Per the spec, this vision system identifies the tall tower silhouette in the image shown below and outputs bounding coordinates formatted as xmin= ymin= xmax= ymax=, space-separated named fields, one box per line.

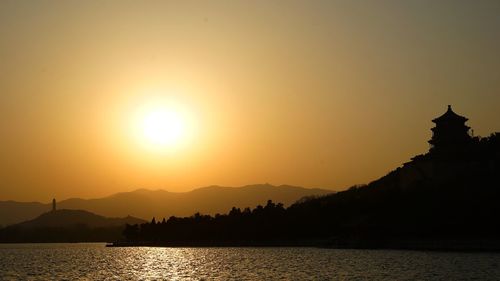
xmin=52 ymin=198 xmax=56 ymax=212
xmin=429 ymin=105 xmax=471 ymax=154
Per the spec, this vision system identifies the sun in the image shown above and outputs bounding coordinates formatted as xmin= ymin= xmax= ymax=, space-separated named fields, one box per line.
xmin=142 ymin=109 xmax=184 ymax=147
xmin=132 ymin=100 xmax=192 ymax=151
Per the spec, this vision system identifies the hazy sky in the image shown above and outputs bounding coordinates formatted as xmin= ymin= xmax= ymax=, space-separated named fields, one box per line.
xmin=1 ymin=0 xmax=499 ymax=201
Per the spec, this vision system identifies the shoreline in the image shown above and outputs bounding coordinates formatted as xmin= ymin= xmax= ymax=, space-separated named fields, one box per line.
xmin=106 ymin=239 xmax=500 ymax=252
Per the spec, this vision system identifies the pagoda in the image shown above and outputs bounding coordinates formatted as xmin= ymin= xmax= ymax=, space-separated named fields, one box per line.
xmin=429 ymin=105 xmax=471 ymax=154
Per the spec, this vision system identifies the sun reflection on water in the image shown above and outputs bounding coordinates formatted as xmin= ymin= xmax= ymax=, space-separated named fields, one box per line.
xmin=1 ymin=244 xmax=499 ymax=280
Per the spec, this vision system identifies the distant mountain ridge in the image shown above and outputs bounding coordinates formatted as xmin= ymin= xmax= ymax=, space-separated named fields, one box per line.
xmin=16 ymin=209 xmax=146 ymax=229
xmin=0 ymin=209 xmax=146 ymax=243
xmin=0 ymin=184 xmax=333 ymax=226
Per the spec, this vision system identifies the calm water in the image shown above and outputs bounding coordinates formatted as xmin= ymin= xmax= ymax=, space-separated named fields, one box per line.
xmin=0 ymin=243 xmax=499 ymax=280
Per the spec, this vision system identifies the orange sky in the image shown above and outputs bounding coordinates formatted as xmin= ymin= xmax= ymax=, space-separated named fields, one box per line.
xmin=1 ymin=1 xmax=499 ymax=201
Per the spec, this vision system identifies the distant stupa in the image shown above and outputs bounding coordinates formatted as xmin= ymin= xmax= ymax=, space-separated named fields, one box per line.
xmin=52 ymin=198 xmax=56 ymax=212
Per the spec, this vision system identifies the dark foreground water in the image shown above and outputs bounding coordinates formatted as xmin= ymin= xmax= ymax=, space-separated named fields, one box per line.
xmin=0 ymin=243 xmax=499 ymax=280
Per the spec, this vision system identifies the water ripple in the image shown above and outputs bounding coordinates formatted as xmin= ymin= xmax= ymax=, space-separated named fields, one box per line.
xmin=0 ymin=244 xmax=499 ymax=280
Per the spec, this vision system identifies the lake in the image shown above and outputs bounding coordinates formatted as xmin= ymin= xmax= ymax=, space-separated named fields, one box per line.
xmin=0 ymin=243 xmax=499 ymax=280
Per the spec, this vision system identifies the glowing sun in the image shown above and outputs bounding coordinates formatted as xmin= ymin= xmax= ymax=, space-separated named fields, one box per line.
xmin=133 ymin=100 xmax=192 ymax=151
xmin=143 ymin=109 xmax=184 ymax=146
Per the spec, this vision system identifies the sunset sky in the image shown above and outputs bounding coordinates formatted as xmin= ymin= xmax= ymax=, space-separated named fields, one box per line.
xmin=1 ymin=1 xmax=499 ymax=202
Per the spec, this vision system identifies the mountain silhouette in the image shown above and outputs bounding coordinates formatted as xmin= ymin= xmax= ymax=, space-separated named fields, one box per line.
xmin=16 ymin=209 xmax=145 ymax=229
xmin=0 ymin=209 xmax=145 ymax=243
xmin=0 ymin=184 xmax=332 ymax=226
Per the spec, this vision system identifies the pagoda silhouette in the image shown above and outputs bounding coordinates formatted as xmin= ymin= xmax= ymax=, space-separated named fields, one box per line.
xmin=428 ymin=105 xmax=472 ymax=157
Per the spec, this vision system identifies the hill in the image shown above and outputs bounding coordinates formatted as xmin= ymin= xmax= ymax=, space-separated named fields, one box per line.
xmin=0 ymin=184 xmax=332 ymax=226
xmin=119 ymin=134 xmax=500 ymax=249
xmin=16 ymin=209 xmax=145 ymax=229
xmin=115 ymin=108 xmax=500 ymax=250
xmin=0 ymin=209 xmax=145 ymax=243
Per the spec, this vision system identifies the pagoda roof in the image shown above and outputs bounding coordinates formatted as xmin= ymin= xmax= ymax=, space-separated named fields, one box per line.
xmin=432 ymin=105 xmax=468 ymax=123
